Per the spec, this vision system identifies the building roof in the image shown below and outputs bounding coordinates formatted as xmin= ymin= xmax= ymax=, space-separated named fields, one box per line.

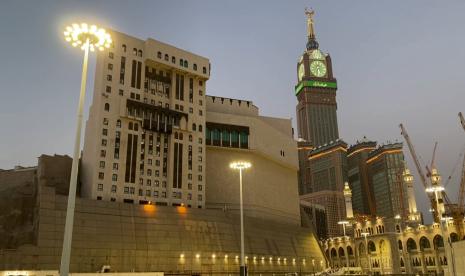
xmin=347 ymin=138 xmax=377 ymax=156
xmin=367 ymin=142 xmax=403 ymax=160
xmin=309 ymin=139 xmax=347 ymax=158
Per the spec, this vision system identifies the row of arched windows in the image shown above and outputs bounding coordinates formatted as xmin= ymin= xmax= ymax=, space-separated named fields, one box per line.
xmin=327 ymin=246 xmax=354 ymax=258
xmin=403 ymin=235 xmax=444 ymax=252
xmin=155 ymin=51 xmax=207 ymax=74
xmin=121 ymin=44 xmax=143 ymax=57
xmin=192 ymin=123 xmax=203 ymax=132
xmin=119 ymin=43 xmax=209 ymax=74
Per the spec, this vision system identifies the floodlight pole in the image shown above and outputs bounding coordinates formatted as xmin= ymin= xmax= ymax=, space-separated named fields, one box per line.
xmin=59 ymin=38 xmax=89 ymax=276
xmin=239 ymin=167 xmax=246 ymax=276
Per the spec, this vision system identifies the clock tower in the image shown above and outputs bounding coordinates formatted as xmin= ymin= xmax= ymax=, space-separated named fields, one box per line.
xmin=297 ymin=9 xmax=347 ymax=238
xmin=296 ymin=8 xmax=339 ymax=147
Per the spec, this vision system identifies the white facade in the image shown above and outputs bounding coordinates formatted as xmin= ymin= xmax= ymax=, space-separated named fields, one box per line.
xmin=81 ymin=30 xmax=209 ymax=208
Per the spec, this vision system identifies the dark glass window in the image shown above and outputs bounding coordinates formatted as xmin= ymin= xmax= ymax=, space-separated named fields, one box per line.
xmin=222 ymin=129 xmax=230 ymax=146
xmin=240 ymin=132 xmax=248 ymax=148
xmin=212 ymin=129 xmax=220 ymax=146
xmin=231 ymin=131 xmax=239 ymax=147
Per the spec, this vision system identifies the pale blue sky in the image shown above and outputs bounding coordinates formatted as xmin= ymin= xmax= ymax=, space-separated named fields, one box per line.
xmin=1 ymin=0 xmax=465 ymax=222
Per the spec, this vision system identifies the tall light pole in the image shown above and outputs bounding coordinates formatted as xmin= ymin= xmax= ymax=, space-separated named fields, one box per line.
xmin=443 ymin=216 xmax=457 ymax=276
xmin=230 ymin=161 xmax=252 ymax=276
xmin=60 ymin=23 xmax=112 ymax=276
xmin=361 ymin=232 xmax=371 ymax=275
xmin=338 ymin=220 xmax=349 ymax=238
xmin=395 ymin=214 xmax=410 ymax=274
xmin=338 ymin=220 xmax=349 ymax=267
xmin=426 ymin=184 xmax=454 ymax=276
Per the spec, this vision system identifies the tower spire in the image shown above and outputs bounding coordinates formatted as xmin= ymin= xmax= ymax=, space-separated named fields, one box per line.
xmin=305 ymin=8 xmax=319 ymax=50
xmin=305 ymin=7 xmax=316 ymax=38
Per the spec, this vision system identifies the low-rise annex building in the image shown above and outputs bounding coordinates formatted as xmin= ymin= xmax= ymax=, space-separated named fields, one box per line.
xmin=324 ymin=216 xmax=465 ymax=275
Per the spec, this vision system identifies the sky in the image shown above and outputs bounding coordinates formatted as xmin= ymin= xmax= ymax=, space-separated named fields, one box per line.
xmin=1 ymin=0 xmax=465 ymax=223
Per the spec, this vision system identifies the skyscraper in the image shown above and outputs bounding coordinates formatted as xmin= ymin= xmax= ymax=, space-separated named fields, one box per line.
xmin=347 ymin=138 xmax=377 ymax=216
xmin=366 ymin=142 xmax=409 ymax=218
xmin=296 ymin=9 xmax=347 ymax=237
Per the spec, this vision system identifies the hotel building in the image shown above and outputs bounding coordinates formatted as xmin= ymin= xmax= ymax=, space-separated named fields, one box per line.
xmin=82 ymin=30 xmax=210 ymax=208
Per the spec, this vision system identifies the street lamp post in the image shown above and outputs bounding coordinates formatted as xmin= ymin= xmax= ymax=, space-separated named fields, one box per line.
xmin=361 ymin=232 xmax=371 ymax=275
xmin=230 ymin=161 xmax=252 ymax=276
xmin=426 ymin=185 xmax=454 ymax=276
xmin=443 ymin=216 xmax=457 ymax=276
xmin=60 ymin=23 xmax=112 ymax=276
xmin=338 ymin=220 xmax=349 ymax=238
xmin=395 ymin=214 xmax=410 ymax=274
xmin=338 ymin=220 xmax=350 ymax=267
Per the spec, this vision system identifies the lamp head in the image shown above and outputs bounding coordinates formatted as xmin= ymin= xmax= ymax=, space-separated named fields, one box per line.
xmin=230 ymin=161 xmax=252 ymax=170
xmin=64 ymin=23 xmax=112 ymax=52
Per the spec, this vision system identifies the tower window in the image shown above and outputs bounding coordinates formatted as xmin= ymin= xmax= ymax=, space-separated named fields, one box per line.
xmin=104 ymin=103 xmax=110 ymax=111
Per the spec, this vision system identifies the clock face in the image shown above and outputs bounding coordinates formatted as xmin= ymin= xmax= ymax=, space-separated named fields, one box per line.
xmin=298 ymin=63 xmax=305 ymax=81
xmin=311 ymin=50 xmax=325 ymax=60
xmin=310 ymin=60 xmax=327 ymax=77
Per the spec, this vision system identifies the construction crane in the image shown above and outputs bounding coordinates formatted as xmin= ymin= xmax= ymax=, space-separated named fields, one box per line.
xmin=425 ymin=142 xmax=438 ymax=178
xmin=438 ymin=112 xmax=465 ymax=238
xmin=399 ymin=124 xmax=440 ymax=222
xmin=455 ymin=113 xmax=465 ymax=218
xmin=459 ymin=112 xmax=465 ymax=131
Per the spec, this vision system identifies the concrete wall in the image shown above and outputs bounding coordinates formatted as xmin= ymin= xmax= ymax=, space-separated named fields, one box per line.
xmin=0 ymin=186 xmax=325 ymax=274
xmin=205 ymin=107 xmax=301 ymax=225
xmin=453 ymin=240 xmax=465 ymax=275
xmin=206 ymin=147 xmax=301 ymax=225
xmin=0 ymin=167 xmax=37 ymax=249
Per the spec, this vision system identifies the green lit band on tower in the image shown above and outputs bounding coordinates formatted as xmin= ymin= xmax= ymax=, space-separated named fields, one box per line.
xmin=295 ymin=80 xmax=338 ymax=95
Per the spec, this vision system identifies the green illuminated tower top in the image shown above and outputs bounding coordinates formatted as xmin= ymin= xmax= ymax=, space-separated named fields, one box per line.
xmin=296 ymin=8 xmax=339 ymax=147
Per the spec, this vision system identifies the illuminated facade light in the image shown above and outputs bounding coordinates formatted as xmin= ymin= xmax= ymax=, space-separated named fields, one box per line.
xmin=309 ymin=146 xmax=347 ymax=160
xmin=366 ymin=149 xmax=402 ymax=163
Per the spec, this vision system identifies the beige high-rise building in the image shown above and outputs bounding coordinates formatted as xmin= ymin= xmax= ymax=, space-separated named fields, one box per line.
xmin=82 ymin=30 xmax=210 ymax=208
